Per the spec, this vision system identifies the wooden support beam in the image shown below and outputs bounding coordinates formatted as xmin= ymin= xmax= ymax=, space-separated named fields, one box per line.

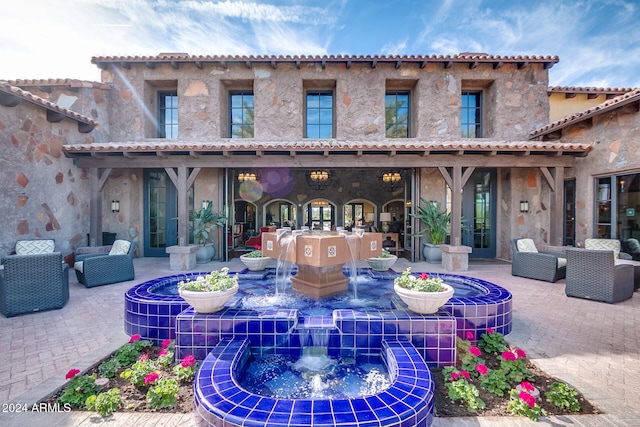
xmin=270 ymin=60 xmax=277 ymax=69
xmin=295 ymin=60 xmax=300 ymax=69
xmin=98 ymin=168 xmax=112 ymax=192
xmin=170 ymin=61 xmax=179 ymax=69
xmin=195 ymin=61 xmax=203 ymax=69
xmin=420 ymin=60 xmax=428 ymax=69
xmin=395 ymin=60 xmax=402 ymax=69
xmin=540 ymin=167 xmax=555 ymax=188
xmin=145 ymin=62 xmax=155 ymax=69
xmin=245 ymin=61 xmax=252 ymax=69
xmin=346 ymin=60 xmax=351 ymax=69
xmin=120 ymin=62 xmax=130 ymax=70
xmin=469 ymin=61 xmax=478 ymax=69
xmin=371 ymin=60 xmax=377 ymax=69
xmin=493 ymin=62 xmax=503 ymax=69
xmin=0 ymin=91 xmax=20 ymax=107
xmin=189 ymin=151 xmax=200 ymax=158
xmin=357 ymin=150 xmax=363 ymax=157
xmin=444 ymin=61 xmax=452 ymax=69
xmin=517 ymin=61 xmax=529 ymax=69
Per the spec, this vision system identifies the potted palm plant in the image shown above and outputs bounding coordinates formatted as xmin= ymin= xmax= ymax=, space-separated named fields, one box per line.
xmin=192 ymin=201 xmax=226 ymax=264
xmin=393 ymin=267 xmax=454 ymax=314
xmin=411 ymin=198 xmax=451 ymax=263
xmin=178 ymin=267 xmax=239 ymax=313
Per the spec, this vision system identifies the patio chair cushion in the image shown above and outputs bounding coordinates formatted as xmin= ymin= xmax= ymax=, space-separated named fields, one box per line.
xmin=74 ymin=261 xmax=84 ymax=273
xmin=15 ymin=239 xmax=55 ymax=255
xmin=109 ymin=240 xmax=131 ymax=256
xmin=557 ymin=257 xmax=567 ymax=268
xmin=516 ymin=239 xmax=538 ymax=253
xmin=584 ymin=238 xmax=621 ymax=258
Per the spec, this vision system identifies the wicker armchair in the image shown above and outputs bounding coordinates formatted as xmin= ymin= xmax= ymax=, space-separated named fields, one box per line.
xmin=0 ymin=252 xmax=69 ymax=317
xmin=565 ymin=248 xmax=634 ymax=303
xmin=510 ymin=238 xmax=567 ymax=283
xmin=74 ymin=240 xmax=136 ymax=288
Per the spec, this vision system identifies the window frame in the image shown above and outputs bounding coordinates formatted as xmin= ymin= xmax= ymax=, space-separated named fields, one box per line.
xmin=157 ymin=91 xmax=178 ymax=139
xmin=229 ymin=90 xmax=255 ymax=138
xmin=461 ymin=91 xmax=483 ymax=138
xmin=385 ymin=91 xmax=410 ymax=138
xmin=305 ymin=90 xmax=334 ymax=139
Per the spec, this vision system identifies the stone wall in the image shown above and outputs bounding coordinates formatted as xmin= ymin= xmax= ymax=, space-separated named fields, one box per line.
xmin=0 ymin=83 xmax=109 ymax=256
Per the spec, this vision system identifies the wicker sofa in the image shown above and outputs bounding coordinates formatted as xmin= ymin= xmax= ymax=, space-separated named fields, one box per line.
xmin=0 ymin=252 xmax=69 ymax=317
xmin=565 ymin=248 xmax=634 ymax=303
xmin=74 ymin=240 xmax=136 ymax=288
xmin=510 ymin=238 xmax=567 ymax=283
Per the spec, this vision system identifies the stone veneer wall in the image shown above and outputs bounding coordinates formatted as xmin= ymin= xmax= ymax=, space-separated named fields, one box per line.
xmin=0 ymin=84 xmax=110 ymax=256
xmin=563 ymin=107 xmax=640 ymax=244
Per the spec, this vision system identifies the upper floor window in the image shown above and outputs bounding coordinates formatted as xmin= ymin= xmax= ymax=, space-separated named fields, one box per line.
xmin=305 ymin=91 xmax=333 ymax=139
xmin=461 ymin=91 xmax=482 ymax=138
xmin=158 ymin=91 xmax=178 ymax=138
xmin=229 ymin=91 xmax=254 ymax=138
xmin=385 ymin=92 xmax=410 ymax=138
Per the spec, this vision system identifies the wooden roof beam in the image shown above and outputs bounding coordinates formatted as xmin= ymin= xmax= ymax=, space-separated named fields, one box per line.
xmin=517 ymin=61 xmax=529 ymax=70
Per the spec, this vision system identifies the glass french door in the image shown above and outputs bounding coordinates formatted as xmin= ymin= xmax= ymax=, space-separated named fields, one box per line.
xmin=144 ymin=170 xmax=178 ymax=257
xmin=462 ymin=170 xmax=496 ymax=258
xmin=306 ymin=203 xmax=334 ymax=230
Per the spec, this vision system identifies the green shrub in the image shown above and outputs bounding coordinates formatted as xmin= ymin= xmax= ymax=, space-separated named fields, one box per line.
xmin=98 ymin=358 xmax=121 ymax=378
xmin=58 ymin=374 xmax=99 ymax=407
xmin=479 ymin=369 xmax=510 ymax=397
xmin=508 ymin=388 xmax=547 ymax=421
xmin=86 ymin=388 xmax=121 ymax=417
xmin=146 ymin=379 xmax=179 ymax=410
xmin=120 ymin=356 xmax=158 ymax=387
xmin=478 ymin=329 xmax=508 ymax=354
xmin=545 ymin=382 xmax=581 ymax=412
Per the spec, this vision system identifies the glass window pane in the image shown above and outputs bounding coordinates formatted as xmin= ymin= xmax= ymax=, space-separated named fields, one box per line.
xmin=319 ymin=125 xmax=332 ymax=139
xmin=307 ymin=125 xmax=319 ymax=139
xmin=319 ymin=95 xmax=332 ymax=109
xmin=319 ymin=109 xmax=333 ymax=125
xmin=307 ymin=109 xmax=320 ymax=124
xmin=307 ymin=95 xmax=319 ymax=109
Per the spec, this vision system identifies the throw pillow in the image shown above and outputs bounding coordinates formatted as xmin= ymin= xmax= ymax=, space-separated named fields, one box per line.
xmin=109 ymin=240 xmax=131 ymax=256
xmin=516 ymin=239 xmax=538 ymax=253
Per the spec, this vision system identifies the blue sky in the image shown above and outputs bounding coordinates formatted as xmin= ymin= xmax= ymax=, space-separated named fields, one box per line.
xmin=2 ymin=0 xmax=639 ymax=87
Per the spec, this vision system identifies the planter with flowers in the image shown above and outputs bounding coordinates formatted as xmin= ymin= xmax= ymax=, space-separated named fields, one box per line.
xmin=393 ymin=267 xmax=454 ymax=314
xmin=177 ymin=267 xmax=238 ymax=314
xmin=366 ymin=248 xmax=398 ymax=271
xmin=239 ymin=245 xmax=271 ymax=271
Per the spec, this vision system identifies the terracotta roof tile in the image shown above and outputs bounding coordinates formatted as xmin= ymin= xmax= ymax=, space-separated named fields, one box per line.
xmin=0 ymin=81 xmax=98 ymax=131
xmin=549 ymin=86 xmax=635 ymax=94
xmin=91 ymin=53 xmax=559 ymax=68
xmin=531 ymin=88 xmax=640 ymax=138
xmin=62 ymin=139 xmax=591 ymax=156
xmin=7 ymin=78 xmax=109 ymax=90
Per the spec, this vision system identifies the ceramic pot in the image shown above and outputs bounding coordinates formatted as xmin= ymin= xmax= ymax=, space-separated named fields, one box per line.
xmin=239 ymin=255 xmax=271 ymax=271
xmin=366 ymin=255 xmax=398 ymax=271
xmin=422 ymin=243 xmax=442 ymax=264
xmin=179 ymin=284 xmax=238 ymax=314
xmin=394 ymin=283 xmax=454 ymax=314
xmin=196 ymin=244 xmax=215 ymax=264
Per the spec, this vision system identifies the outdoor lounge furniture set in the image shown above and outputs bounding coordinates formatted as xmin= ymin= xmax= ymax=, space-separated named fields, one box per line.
xmin=0 ymin=239 xmax=69 ymax=317
xmin=74 ymin=239 xmax=136 ymax=287
xmin=511 ymin=237 xmax=638 ymax=304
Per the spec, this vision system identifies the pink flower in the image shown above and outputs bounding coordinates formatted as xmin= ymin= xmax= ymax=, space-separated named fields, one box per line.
xmin=254 ymin=245 xmax=261 ymax=250
xmin=502 ymin=351 xmax=516 ymax=361
xmin=468 ymin=346 xmax=481 ymax=357
xmin=475 ymin=364 xmax=488 ymax=376
xmin=519 ymin=391 xmax=536 ymax=408
xmin=450 ymin=372 xmax=460 ymax=380
xmin=129 ymin=334 xmax=141 ymax=343
xmin=161 ymin=339 xmax=172 ymax=349
xmin=460 ymin=370 xmax=470 ymax=379
xmin=515 ymin=348 xmax=527 ymax=359
xmin=520 ymin=381 xmax=535 ymax=391
xmin=419 ymin=273 xmax=429 ymax=280
xmin=181 ymin=355 xmax=196 ymax=368
xmin=159 ymin=349 xmax=168 ymax=356
xmin=486 ymin=327 xmax=494 ymax=333
xmin=65 ymin=369 xmax=80 ymax=380
xmin=139 ymin=353 xmax=149 ymax=361
xmin=144 ymin=372 xmax=159 ymax=385
xmin=465 ymin=331 xmax=474 ymax=340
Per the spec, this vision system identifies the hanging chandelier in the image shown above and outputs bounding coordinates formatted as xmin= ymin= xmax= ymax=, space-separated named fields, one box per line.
xmin=305 ymin=170 xmax=332 ymax=191
xmin=237 ymin=170 xmax=259 ymax=182
xmin=379 ymin=170 xmax=404 ymax=192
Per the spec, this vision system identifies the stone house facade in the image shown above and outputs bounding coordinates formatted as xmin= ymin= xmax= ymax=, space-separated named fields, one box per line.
xmin=4 ymin=53 xmax=631 ymax=262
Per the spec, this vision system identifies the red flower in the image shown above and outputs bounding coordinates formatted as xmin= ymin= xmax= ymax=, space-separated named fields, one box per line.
xmin=502 ymin=351 xmax=516 ymax=361
xmin=181 ymin=355 xmax=196 ymax=368
xmin=139 ymin=353 xmax=149 ymax=361
xmin=161 ymin=339 xmax=172 ymax=349
xmin=519 ymin=391 xmax=536 ymax=408
xmin=515 ymin=348 xmax=527 ymax=359
xmin=144 ymin=372 xmax=159 ymax=385
xmin=159 ymin=349 xmax=168 ymax=356
xmin=129 ymin=334 xmax=141 ymax=343
xmin=254 ymin=245 xmax=261 ymax=250
xmin=460 ymin=370 xmax=470 ymax=379
xmin=468 ymin=346 xmax=481 ymax=357
xmin=465 ymin=331 xmax=474 ymax=340
xmin=520 ymin=381 xmax=535 ymax=391
xmin=475 ymin=364 xmax=488 ymax=376
xmin=65 ymin=369 xmax=80 ymax=380
xmin=450 ymin=372 xmax=460 ymax=380
xmin=419 ymin=273 xmax=429 ymax=280
xmin=486 ymin=327 xmax=495 ymax=333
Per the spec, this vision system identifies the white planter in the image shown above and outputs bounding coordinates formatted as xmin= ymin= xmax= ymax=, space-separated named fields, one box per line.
xmin=394 ymin=283 xmax=454 ymax=314
xmin=179 ymin=284 xmax=238 ymax=314
xmin=366 ymin=255 xmax=398 ymax=271
xmin=240 ymin=255 xmax=271 ymax=271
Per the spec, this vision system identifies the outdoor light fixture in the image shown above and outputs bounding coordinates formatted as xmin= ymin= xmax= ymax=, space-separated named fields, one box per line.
xmin=311 ymin=199 xmax=329 ymax=207
xmin=306 ymin=170 xmax=332 ymax=191
xmin=237 ymin=171 xmax=259 ymax=182
xmin=520 ymin=200 xmax=529 ymax=213
xmin=202 ymin=200 xmax=212 ymax=210
xmin=111 ymin=200 xmax=120 ymax=213
xmin=380 ymin=212 xmax=392 ymax=233
xmin=379 ymin=170 xmax=404 ymax=192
